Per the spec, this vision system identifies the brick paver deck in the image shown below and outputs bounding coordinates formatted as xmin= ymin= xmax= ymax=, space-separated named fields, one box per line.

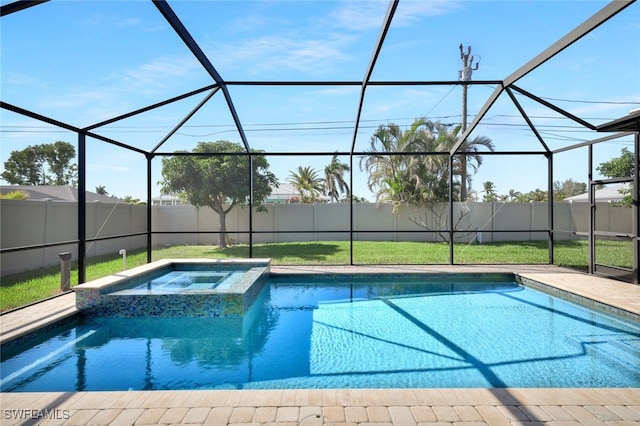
xmin=2 ymin=265 xmax=639 ymax=425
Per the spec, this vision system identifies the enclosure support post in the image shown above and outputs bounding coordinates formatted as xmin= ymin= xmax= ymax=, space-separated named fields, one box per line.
xmin=249 ymin=155 xmax=254 ymax=258
xmin=548 ymin=153 xmax=554 ymax=264
xmin=147 ymin=154 xmax=152 ymax=264
xmin=633 ymin=133 xmax=639 ymax=284
xmin=349 ymin=154 xmax=354 ymax=265
xmin=78 ymin=132 xmax=86 ymax=284
xmin=448 ymin=155 xmax=454 ymax=264
xmin=588 ymin=145 xmax=595 ymax=275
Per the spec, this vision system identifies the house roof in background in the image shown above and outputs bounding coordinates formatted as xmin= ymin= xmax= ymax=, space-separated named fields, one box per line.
xmin=268 ymin=183 xmax=298 ymax=198
xmin=564 ymin=183 xmax=630 ymax=202
xmin=0 ymin=185 xmax=120 ymax=203
xmin=596 ymin=109 xmax=640 ymax=132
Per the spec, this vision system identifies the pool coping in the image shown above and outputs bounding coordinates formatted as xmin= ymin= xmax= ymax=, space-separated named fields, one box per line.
xmin=71 ymin=258 xmax=271 ymax=291
xmin=1 ymin=264 xmax=639 ymax=425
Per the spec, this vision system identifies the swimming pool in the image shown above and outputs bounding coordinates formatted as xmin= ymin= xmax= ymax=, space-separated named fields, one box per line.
xmin=1 ymin=273 xmax=639 ymax=391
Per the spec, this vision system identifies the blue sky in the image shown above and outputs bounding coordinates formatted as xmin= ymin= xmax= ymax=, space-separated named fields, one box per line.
xmin=1 ymin=0 xmax=639 ymax=201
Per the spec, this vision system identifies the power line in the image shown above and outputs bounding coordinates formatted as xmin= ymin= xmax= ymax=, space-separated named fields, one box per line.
xmin=539 ymin=96 xmax=640 ymax=105
xmin=1 ymin=113 xmax=626 ymax=133
xmin=1 ymin=113 xmax=636 ymax=143
xmin=425 ymin=85 xmax=457 ymax=117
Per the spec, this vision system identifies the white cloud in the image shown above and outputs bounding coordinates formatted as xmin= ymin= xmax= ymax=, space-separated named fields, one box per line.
xmin=329 ymin=1 xmax=390 ymax=31
xmin=87 ymin=163 xmax=129 ymax=173
xmin=31 ymin=54 xmax=205 ymax=126
xmin=0 ymin=72 xmax=46 ymax=89
xmin=211 ymin=34 xmax=354 ymax=75
xmin=392 ymin=0 xmax=462 ymax=26
xmin=310 ymin=86 xmax=361 ymax=96
xmin=196 ymin=0 xmax=461 ymax=78
xmin=329 ymin=0 xmax=461 ymax=31
xmin=39 ymin=89 xmax=114 ymax=111
xmin=115 ymin=55 xmax=204 ymax=92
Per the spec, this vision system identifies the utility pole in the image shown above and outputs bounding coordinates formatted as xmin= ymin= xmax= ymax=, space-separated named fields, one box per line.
xmin=458 ymin=44 xmax=479 ymax=201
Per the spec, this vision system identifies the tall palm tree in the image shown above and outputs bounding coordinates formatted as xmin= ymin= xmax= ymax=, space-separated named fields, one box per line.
xmin=287 ymin=166 xmax=324 ymax=203
xmin=360 ymin=118 xmax=457 ymax=207
xmin=359 ymin=122 xmax=406 ymax=200
xmin=323 ymin=154 xmax=350 ymax=202
xmin=361 ymin=119 xmax=420 ymax=204
xmin=361 ymin=117 xmax=494 ymax=206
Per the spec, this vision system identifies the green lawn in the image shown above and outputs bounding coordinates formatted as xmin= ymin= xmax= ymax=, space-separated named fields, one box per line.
xmin=1 ymin=239 xmax=626 ymax=313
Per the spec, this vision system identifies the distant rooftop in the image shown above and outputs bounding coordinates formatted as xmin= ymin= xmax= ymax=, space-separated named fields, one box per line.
xmin=564 ymin=183 xmax=631 ymax=203
xmin=0 ymin=185 xmax=121 ymax=203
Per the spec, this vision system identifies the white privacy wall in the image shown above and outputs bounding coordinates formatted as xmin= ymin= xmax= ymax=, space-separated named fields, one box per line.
xmin=1 ymin=200 xmax=147 ymax=275
xmin=1 ymin=199 xmax=633 ymax=275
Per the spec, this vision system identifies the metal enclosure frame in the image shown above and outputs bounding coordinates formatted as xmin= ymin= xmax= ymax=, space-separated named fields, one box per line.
xmin=0 ymin=0 xmax=638 ymax=284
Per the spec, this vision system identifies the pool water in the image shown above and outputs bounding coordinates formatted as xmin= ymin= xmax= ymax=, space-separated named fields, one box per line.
xmin=116 ymin=270 xmax=240 ymax=293
xmin=2 ymin=275 xmax=639 ymax=391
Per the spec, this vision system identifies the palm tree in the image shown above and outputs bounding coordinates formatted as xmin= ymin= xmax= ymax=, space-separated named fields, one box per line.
xmin=123 ymin=195 xmax=142 ymax=204
xmin=508 ymin=189 xmax=522 ymax=202
xmin=95 ymin=185 xmax=108 ymax=195
xmin=287 ymin=166 xmax=324 ymax=203
xmin=361 ymin=117 xmax=495 ymax=207
xmin=437 ymin=125 xmax=495 ymax=201
xmin=450 ymin=130 xmax=495 ymax=201
xmin=482 ymin=181 xmax=498 ymax=202
xmin=407 ymin=120 xmax=494 ymax=202
xmin=323 ymin=154 xmax=350 ymax=203
xmin=359 ymin=122 xmax=406 ymax=202
xmin=360 ymin=118 xmax=457 ymax=207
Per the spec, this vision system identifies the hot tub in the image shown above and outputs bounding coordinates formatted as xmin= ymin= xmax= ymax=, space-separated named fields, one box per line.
xmin=73 ymin=258 xmax=270 ymax=318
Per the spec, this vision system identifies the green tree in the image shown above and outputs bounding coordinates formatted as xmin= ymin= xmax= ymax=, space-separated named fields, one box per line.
xmin=596 ymin=148 xmax=637 ymax=206
xmin=122 ymin=195 xmax=143 ymax=204
xmin=342 ymin=194 xmax=368 ymax=202
xmin=160 ymin=141 xmax=278 ymax=249
xmin=0 ymin=190 xmax=29 ymax=200
xmin=1 ymin=141 xmax=77 ymax=186
xmin=596 ymin=148 xmax=636 ymax=178
xmin=552 ymin=179 xmax=586 ymax=201
xmin=518 ymin=188 xmax=548 ymax=202
xmin=323 ymin=154 xmax=350 ymax=203
xmin=288 ymin=166 xmax=324 ymax=203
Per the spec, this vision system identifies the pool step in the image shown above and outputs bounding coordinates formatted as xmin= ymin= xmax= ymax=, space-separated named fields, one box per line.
xmin=610 ymin=336 xmax=640 ymax=358
xmin=569 ymin=334 xmax=640 ymax=372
